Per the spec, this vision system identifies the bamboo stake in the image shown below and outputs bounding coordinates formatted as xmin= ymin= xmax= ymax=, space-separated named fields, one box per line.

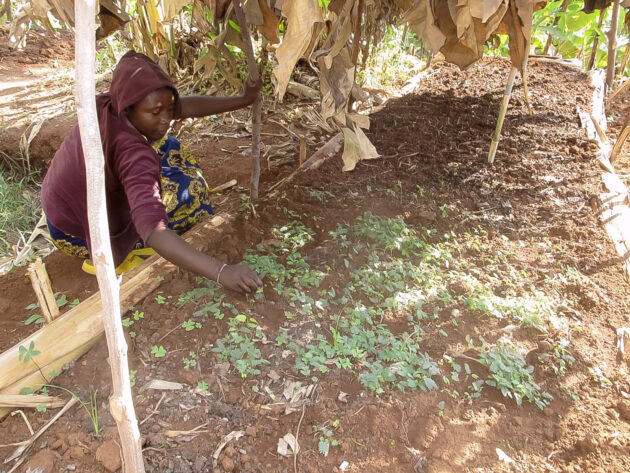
xmin=542 ymin=0 xmax=569 ymax=55
xmin=74 ymin=1 xmax=144 ymax=472
xmin=231 ymin=0 xmax=262 ymax=200
xmin=27 ymin=259 xmax=59 ymax=323
xmin=606 ymin=0 xmax=621 ymax=89
xmin=587 ymin=9 xmax=607 ymax=70
xmin=488 ymin=67 xmax=518 ymax=164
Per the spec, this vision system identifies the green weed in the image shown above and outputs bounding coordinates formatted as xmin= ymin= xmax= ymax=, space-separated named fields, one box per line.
xmin=0 ymin=167 xmax=41 ymax=255
xmin=474 ymin=337 xmax=553 ymax=409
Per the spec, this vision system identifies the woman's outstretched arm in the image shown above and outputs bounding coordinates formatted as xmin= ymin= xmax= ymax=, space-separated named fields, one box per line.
xmin=146 ymin=226 xmax=262 ymax=294
xmin=178 ymin=76 xmax=262 ymax=119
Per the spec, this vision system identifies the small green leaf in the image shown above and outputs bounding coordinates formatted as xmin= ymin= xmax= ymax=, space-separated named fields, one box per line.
xmin=24 ymin=314 xmax=45 ymax=325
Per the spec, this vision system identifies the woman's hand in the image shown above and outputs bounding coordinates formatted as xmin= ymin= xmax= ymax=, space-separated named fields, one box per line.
xmin=219 ymin=264 xmax=263 ymax=294
xmin=243 ymin=75 xmax=263 ymax=105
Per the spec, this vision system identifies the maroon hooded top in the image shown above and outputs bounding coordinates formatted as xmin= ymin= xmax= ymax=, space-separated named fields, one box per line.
xmin=41 ymin=51 xmax=182 ymax=266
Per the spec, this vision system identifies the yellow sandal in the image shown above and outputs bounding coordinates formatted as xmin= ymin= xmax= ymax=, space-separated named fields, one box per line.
xmin=81 ymin=248 xmax=156 ymax=275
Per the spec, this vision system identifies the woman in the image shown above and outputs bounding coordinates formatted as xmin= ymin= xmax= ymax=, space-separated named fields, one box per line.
xmin=41 ymin=51 xmax=262 ymax=294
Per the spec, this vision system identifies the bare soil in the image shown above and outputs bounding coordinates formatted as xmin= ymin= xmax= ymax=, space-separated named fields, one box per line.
xmin=1 ymin=46 xmax=630 ymax=473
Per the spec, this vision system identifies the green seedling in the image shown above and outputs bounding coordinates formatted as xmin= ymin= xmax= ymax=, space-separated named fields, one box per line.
xmin=182 ymin=320 xmax=202 ymax=331
xmin=18 ymin=341 xmax=40 ymax=363
xmin=182 ymin=352 xmax=197 ymax=368
xmin=43 ymin=384 xmax=100 ymax=434
xmin=213 ymin=314 xmax=268 ymax=377
xmin=151 ymin=345 xmax=167 ymax=358
xmin=475 ymin=337 xmax=553 ymax=409
xmin=24 ymin=313 xmax=45 ymax=326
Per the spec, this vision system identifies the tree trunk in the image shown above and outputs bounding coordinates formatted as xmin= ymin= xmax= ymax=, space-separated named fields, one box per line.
xmin=73 ymin=1 xmax=145 ymax=472
xmin=606 ymin=0 xmax=621 ymax=88
xmin=232 ymin=0 xmax=261 ymax=200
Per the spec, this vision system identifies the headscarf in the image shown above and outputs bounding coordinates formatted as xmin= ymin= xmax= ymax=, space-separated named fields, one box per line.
xmin=101 ymin=50 xmax=182 ymax=118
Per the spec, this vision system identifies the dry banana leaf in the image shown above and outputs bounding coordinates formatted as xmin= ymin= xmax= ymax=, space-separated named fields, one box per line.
xmin=341 ymin=124 xmax=379 ymax=172
xmin=505 ymin=0 xmax=533 ymax=73
xmin=272 ymin=0 xmax=324 ymax=100
xmin=204 ymin=0 xmax=231 ymax=23
xmin=194 ymin=45 xmax=220 ymax=79
xmin=316 ymin=47 xmax=355 ymax=121
xmin=402 ymin=0 xmax=446 ymax=53
xmin=244 ymin=0 xmax=263 ymax=24
xmin=256 ymin=0 xmax=280 ymax=43
xmin=163 ymin=0 xmax=193 ymax=20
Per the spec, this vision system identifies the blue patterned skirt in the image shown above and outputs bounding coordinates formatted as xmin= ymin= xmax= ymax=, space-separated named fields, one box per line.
xmin=48 ymin=135 xmax=214 ymax=260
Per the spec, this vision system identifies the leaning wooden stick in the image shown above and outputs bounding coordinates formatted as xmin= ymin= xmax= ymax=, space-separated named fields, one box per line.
xmin=73 ymin=1 xmax=145 ymax=472
xmin=231 ymin=0 xmax=262 ymax=200
xmin=488 ymin=66 xmax=518 ymax=164
xmin=27 ymin=259 xmax=59 ymax=323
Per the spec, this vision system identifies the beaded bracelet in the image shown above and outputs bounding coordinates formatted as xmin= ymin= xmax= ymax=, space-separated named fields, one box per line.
xmin=217 ymin=263 xmax=228 ymax=284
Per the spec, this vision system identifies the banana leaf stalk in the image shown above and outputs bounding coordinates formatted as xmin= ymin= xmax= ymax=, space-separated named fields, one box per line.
xmin=232 ymin=0 xmax=262 ymax=200
xmin=488 ymin=66 xmax=518 ymax=164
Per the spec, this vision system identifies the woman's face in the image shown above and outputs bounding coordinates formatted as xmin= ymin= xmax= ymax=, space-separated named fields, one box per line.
xmin=127 ymin=87 xmax=175 ymax=142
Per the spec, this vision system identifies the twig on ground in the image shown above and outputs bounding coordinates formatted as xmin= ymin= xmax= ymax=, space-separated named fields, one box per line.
xmin=139 ymin=392 xmax=166 ymax=426
xmin=212 ymin=431 xmax=245 ymax=468
xmin=157 ymin=324 xmax=180 ymax=343
xmin=5 ymin=397 xmax=77 ymax=464
xmin=294 ymin=404 xmax=306 ymax=473
xmin=11 ymin=409 xmax=34 ymax=435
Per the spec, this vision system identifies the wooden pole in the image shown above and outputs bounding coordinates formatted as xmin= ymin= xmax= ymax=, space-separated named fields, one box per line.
xmin=27 ymin=259 xmax=59 ymax=324
xmin=73 ymin=1 xmax=145 ymax=472
xmin=231 ymin=0 xmax=262 ymax=200
xmin=542 ymin=0 xmax=569 ymax=55
xmin=606 ymin=0 xmax=620 ymax=89
xmin=488 ymin=66 xmax=518 ymax=164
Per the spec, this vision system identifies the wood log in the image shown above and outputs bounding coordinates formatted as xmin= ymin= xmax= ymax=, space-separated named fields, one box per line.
xmin=0 ymin=216 xmax=227 ymax=419
xmin=27 ymin=259 xmax=59 ymax=323
xmin=0 ymin=394 xmax=65 ymax=409
xmin=287 ymin=81 xmax=321 ymax=101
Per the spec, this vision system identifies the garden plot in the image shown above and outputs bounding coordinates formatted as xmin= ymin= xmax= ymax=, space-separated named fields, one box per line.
xmin=1 ymin=57 xmax=630 ymax=473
